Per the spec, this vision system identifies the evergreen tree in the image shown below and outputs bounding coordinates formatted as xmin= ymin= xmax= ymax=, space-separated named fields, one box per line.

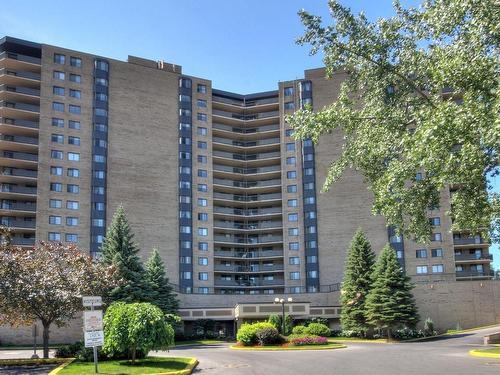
xmin=365 ymin=244 xmax=419 ymax=340
xmin=145 ymin=248 xmax=179 ymax=315
xmin=340 ymin=229 xmax=376 ymax=335
xmin=101 ymin=205 xmax=151 ymax=303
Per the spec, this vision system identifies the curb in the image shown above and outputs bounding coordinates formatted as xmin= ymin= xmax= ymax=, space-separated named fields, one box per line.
xmin=230 ymin=344 xmax=346 ymax=351
xmin=469 ymin=349 xmax=500 ymax=359
xmin=0 ymin=358 xmax=65 ymax=366
xmin=47 ymin=358 xmax=75 ymax=375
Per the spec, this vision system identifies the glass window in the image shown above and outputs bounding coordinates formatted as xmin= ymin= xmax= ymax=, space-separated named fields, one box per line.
xmin=94 ymin=202 xmax=105 ymax=211
xmin=431 ymin=248 xmax=443 ymax=257
xmin=179 ymin=78 xmax=191 ymax=88
xmin=429 ymin=217 xmax=441 ymax=226
xmin=197 ymin=99 xmax=207 ymax=108
xmin=53 ymin=86 xmax=65 ymax=96
xmin=179 ymin=94 xmax=191 ymax=103
xmin=304 ymin=182 xmax=314 ymax=190
xmin=307 ymin=240 xmax=317 ymax=249
xmin=67 ymin=201 xmax=79 ymax=210
xmin=285 ymin=128 xmax=294 ymax=137
xmin=70 ymin=57 xmax=82 ymax=67
xmin=179 ymin=123 xmax=191 ymax=131
xmin=180 ymin=241 xmax=191 ymax=249
xmin=49 ymin=215 xmax=62 ymax=225
xmin=66 ymin=217 xmax=79 ymax=226
xmin=51 ymin=150 xmax=63 ymax=159
xmin=304 ymin=196 xmax=315 ymax=204
xmin=52 ymin=102 xmax=64 ymax=112
xmin=304 ymin=168 xmax=314 ymax=176
xmin=198 ymin=198 xmax=207 ymax=207
xmin=198 ymin=242 xmax=208 ymax=251
xmin=68 ymin=136 xmax=80 ymax=146
xmin=198 ymin=169 xmax=208 ymax=177
xmin=69 ymin=89 xmax=81 ymax=99
xmin=306 ymin=255 xmax=318 ymax=263
xmin=198 ymin=287 xmax=209 ymax=294
xmin=198 ymin=213 xmax=208 ymax=221
xmin=54 ymin=54 xmax=65 ymax=64
xmin=180 ymin=108 xmax=191 ymax=117
xmin=94 ymin=171 xmax=105 ymax=179
xmin=305 ymin=211 xmax=316 ymax=219
xmin=198 ymin=272 xmax=208 ymax=281
xmin=179 ymin=195 xmax=191 ymax=203
xmin=290 ymin=272 xmax=300 ymax=280
xmin=197 ymin=155 xmax=207 ymax=164
xmin=179 ymin=210 xmax=191 ymax=219
xmin=68 ymin=152 xmax=80 ymax=161
xmin=94 ymin=139 xmax=107 ymax=148
xmin=67 ymin=184 xmax=79 ymax=193
xmin=180 ymin=226 xmax=191 ymax=234
xmin=288 ymin=199 xmax=298 ymax=207
xmin=304 ymin=154 xmax=314 ymax=161
xmin=432 ymin=264 xmax=444 ymax=273
xmin=92 ymin=219 xmax=104 ymax=227
xmin=180 ymin=256 xmax=192 ymax=264
xmin=69 ymin=74 xmax=81 ymax=83
xmin=179 ymin=180 xmax=191 ymax=189
xmin=198 ymin=257 xmax=208 ymax=266
xmin=307 ymin=225 xmax=316 ymax=234
xmin=50 ymin=166 xmax=63 ymax=176
xmin=287 ymin=171 xmax=297 ymax=179
xmin=198 ymin=228 xmax=208 ymax=236
xmin=416 ymin=249 xmax=427 ymax=258
xmin=197 ymin=127 xmax=208 ymax=136
xmin=287 ymin=185 xmax=297 ymax=193
xmin=53 ymin=71 xmax=65 ymax=80
xmin=289 ymin=242 xmax=299 ymax=250
xmin=308 ymin=270 xmax=318 ymax=278
xmin=51 ymin=134 xmax=64 ymax=144
xmin=95 ymin=60 xmax=109 ymax=72
xmin=93 ymin=186 xmax=105 ymax=195
xmin=49 ymin=199 xmax=62 ymax=208
xmin=94 ymin=123 xmax=107 ymax=132
xmin=197 ymin=84 xmax=207 ymax=93
xmin=179 ymin=137 xmax=191 ymax=145
xmin=69 ymin=105 xmax=81 ymax=114
xmin=286 ymin=143 xmax=295 ymax=151
xmin=289 ymin=257 xmax=300 ymax=265
xmin=68 ymin=120 xmax=80 ymax=129
xmin=304 ymin=139 xmax=313 ymax=147
xmin=48 ymin=232 xmax=61 ymax=241
xmin=180 ymin=151 xmax=192 ymax=159
xmin=52 ymin=118 xmax=64 ymax=127
xmin=288 ymin=228 xmax=299 ymax=236
xmin=286 ymin=157 xmax=296 ymax=165
xmin=65 ymin=233 xmax=78 ymax=243
xmin=284 ymin=87 xmax=294 ymax=96
xmin=198 ymin=141 xmax=207 ymax=149
xmin=432 ymin=233 xmax=442 ymax=242
xmin=50 ymin=182 xmax=62 ymax=192
xmin=95 ymin=93 xmax=108 ymax=102
xmin=288 ymin=213 xmax=298 ymax=222
xmin=198 ymin=184 xmax=208 ymax=192
xmin=94 ymin=154 xmax=106 ymax=163
xmin=284 ymin=102 xmax=295 ymax=110
xmin=416 ymin=265 xmax=428 ymax=274
xmin=197 ymin=113 xmax=207 ymax=121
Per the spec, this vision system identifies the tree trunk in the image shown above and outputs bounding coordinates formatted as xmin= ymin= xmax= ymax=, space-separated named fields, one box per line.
xmin=131 ymin=345 xmax=136 ymax=364
xmin=42 ymin=321 xmax=50 ymax=359
xmin=386 ymin=327 xmax=392 ymax=342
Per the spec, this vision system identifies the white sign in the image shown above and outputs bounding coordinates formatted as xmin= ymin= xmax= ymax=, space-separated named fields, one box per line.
xmin=84 ymin=310 xmax=103 ymax=332
xmin=85 ymin=330 xmax=104 ymax=348
xmin=82 ymin=296 xmax=102 ymax=307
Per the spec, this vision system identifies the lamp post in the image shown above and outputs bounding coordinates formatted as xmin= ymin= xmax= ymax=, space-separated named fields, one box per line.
xmin=274 ymin=297 xmax=293 ymax=335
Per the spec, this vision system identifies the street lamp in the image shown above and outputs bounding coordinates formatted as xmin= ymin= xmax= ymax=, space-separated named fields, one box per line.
xmin=274 ymin=297 xmax=293 ymax=334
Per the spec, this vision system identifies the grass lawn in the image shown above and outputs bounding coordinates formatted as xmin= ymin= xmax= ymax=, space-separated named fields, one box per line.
xmin=328 ymin=337 xmax=387 ymax=343
xmin=231 ymin=343 xmax=345 ymax=351
xmin=175 ymin=339 xmax=226 ymax=347
xmin=469 ymin=348 xmax=500 ymax=359
xmin=58 ymin=357 xmax=195 ymax=374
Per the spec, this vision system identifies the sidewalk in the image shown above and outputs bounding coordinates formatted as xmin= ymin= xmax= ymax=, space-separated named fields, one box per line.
xmin=0 ymin=349 xmax=55 ymax=359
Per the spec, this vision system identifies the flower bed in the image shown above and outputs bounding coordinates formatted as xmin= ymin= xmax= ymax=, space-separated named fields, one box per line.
xmin=289 ymin=335 xmax=328 ymax=346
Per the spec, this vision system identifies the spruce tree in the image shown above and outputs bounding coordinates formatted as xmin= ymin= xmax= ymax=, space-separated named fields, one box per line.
xmin=365 ymin=244 xmax=419 ymax=340
xmin=340 ymin=229 xmax=375 ymax=335
xmin=145 ymin=248 xmax=179 ymax=315
xmin=101 ymin=205 xmax=151 ymax=303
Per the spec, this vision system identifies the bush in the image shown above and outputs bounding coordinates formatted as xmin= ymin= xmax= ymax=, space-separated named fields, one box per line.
xmin=423 ymin=318 xmax=436 ymax=337
xmin=267 ymin=314 xmax=293 ymax=335
xmin=304 ymin=317 xmax=329 ymax=326
xmin=255 ymin=327 xmax=284 ymax=346
xmin=390 ymin=327 xmax=425 ymax=340
xmin=55 ymin=342 xmax=83 ymax=358
xmin=292 ymin=325 xmax=307 ymax=335
xmin=305 ymin=323 xmax=330 ymax=337
xmin=237 ymin=322 xmax=276 ymax=346
xmin=289 ymin=335 xmax=328 ymax=346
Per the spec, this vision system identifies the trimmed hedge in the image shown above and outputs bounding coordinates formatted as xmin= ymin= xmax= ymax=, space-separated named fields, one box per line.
xmin=237 ymin=322 xmax=276 ymax=346
xmin=290 ymin=335 xmax=329 ymax=346
xmin=305 ymin=323 xmax=331 ymax=337
xmin=292 ymin=325 xmax=307 ymax=335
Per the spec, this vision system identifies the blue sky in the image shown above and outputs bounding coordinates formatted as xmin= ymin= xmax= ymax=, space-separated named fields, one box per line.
xmin=0 ymin=0 xmax=497 ymax=269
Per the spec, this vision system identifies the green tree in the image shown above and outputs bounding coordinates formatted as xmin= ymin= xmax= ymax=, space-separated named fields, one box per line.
xmin=103 ymin=302 xmax=174 ymax=363
xmin=101 ymin=205 xmax=151 ymax=303
xmin=365 ymin=245 xmax=419 ymax=339
xmin=145 ymin=249 xmax=179 ymax=315
xmin=340 ymin=229 xmax=376 ymax=335
xmin=268 ymin=314 xmax=293 ymax=335
xmin=288 ymin=0 xmax=499 ymax=244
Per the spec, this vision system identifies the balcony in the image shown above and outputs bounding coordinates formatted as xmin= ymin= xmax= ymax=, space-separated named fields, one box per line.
xmin=214 ymin=234 xmax=283 ymax=245
xmin=0 ymin=201 xmax=37 ymax=212
xmin=213 ymin=136 xmax=280 ymax=148
xmin=0 ymin=134 xmax=38 ymax=152
xmin=0 ymin=168 xmax=37 ymax=183
xmin=214 ymin=220 xmax=283 ymax=231
xmin=0 ymin=151 xmax=38 ymax=169
xmin=213 ymin=192 xmax=281 ymax=205
xmin=213 ymin=164 xmax=281 ymax=180
xmin=453 ymin=236 xmax=488 ymax=247
xmin=0 ymin=184 xmax=37 ymax=197
xmin=214 ymin=249 xmax=284 ymax=259
xmin=0 ymin=51 xmax=41 ymax=67
xmin=0 ymin=84 xmax=40 ymax=104
xmin=0 ymin=117 xmax=39 ymax=135
xmin=214 ymin=206 xmax=282 ymax=218
xmin=0 ymin=218 xmax=36 ymax=230
xmin=456 ymin=270 xmax=494 ymax=279
xmin=11 ymin=236 xmax=35 ymax=246
xmin=214 ymin=264 xmax=284 ymax=273
xmin=0 ymin=100 xmax=39 ymax=114
xmin=212 ymin=95 xmax=278 ymax=108
xmin=454 ymin=253 xmax=493 ymax=262
xmin=213 ymin=178 xmax=281 ymax=193
xmin=212 ymin=123 xmax=280 ymax=140
xmin=214 ymin=279 xmax=285 ymax=287
xmin=0 ymin=68 xmax=41 ymax=89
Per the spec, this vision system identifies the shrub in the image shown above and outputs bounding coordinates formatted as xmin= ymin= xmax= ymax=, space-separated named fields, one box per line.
xmin=391 ymin=327 xmax=425 ymax=340
xmin=255 ymin=327 xmax=284 ymax=346
xmin=267 ymin=314 xmax=293 ymax=335
xmin=55 ymin=342 xmax=83 ymax=358
xmin=290 ymin=335 xmax=328 ymax=346
xmin=236 ymin=322 xmax=275 ymax=346
xmin=305 ymin=323 xmax=330 ymax=337
xmin=423 ymin=318 xmax=436 ymax=337
xmin=304 ymin=317 xmax=329 ymax=326
xmin=292 ymin=325 xmax=307 ymax=335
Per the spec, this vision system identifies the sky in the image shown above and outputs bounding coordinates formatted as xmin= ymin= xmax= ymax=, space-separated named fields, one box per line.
xmin=0 ymin=0 xmax=497 ymax=269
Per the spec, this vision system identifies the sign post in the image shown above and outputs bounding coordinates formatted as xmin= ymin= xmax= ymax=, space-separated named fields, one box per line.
xmin=83 ymin=296 xmax=103 ymax=374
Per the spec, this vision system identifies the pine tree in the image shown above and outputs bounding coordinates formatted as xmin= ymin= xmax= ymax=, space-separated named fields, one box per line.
xmin=365 ymin=244 xmax=420 ymax=340
xmin=101 ymin=205 xmax=151 ymax=303
xmin=145 ymin=248 xmax=179 ymax=315
xmin=340 ymin=229 xmax=376 ymax=335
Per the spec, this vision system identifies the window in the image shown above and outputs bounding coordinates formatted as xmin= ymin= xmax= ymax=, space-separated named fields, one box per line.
xmin=54 ymin=54 xmax=65 ymax=64
xmin=305 ymin=211 xmax=316 ymax=219
xmin=50 ymin=166 xmax=63 ymax=176
xmin=396 ymin=250 xmax=404 ymax=259
xmin=180 ymin=241 xmax=191 ymax=249
xmin=65 ymin=234 xmax=78 ymax=243
xmin=180 ymin=226 xmax=191 ymax=234
xmin=416 ymin=265 xmax=428 ymax=274
xmin=304 ymin=154 xmax=314 ymax=161
xmin=286 ymin=157 xmax=296 ymax=165
xmin=285 ymin=128 xmax=294 ymax=137
xmin=198 ymin=184 xmax=208 ymax=192
xmin=288 ymin=199 xmax=298 ymax=207
xmin=179 ymin=78 xmax=191 ymax=88
xmin=179 ymin=210 xmax=191 ymax=219
xmin=288 ymin=213 xmax=298 ymax=222
xmin=51 ymin=134 xmax=64 ymax=144
xmin=284 ymin=102 xmax=295 ymax=110
xmin=93 ymin=186 xmax=105 ymax=195
xmin=66 ymin=217 xmax=79 ymax=226
xmin=180 ymin=256 xmax=192 ymax=264
xmin=289 ymin=242 xmax=299 ymax=250
xmin=287 ymin=185 xmax=297 ymax=193
xmin=94 ymin=123 xmax=107 ymax=132
xmin=198 ymin=228 xmax=208 ymax=236
xmin=198 ymin=242 xmax=208 ymax=251
xmin=51 ymin=150 xmax=63 ymax=159
xmin=180 ymin=108 xmax=191 ymax=117
xmin=70 ymin=56 xmax=82 ymax=67
xmin=197 ymin=113 xmax=207 ymax=121
xmin=92 ymin=219 xmax=105 ymax=227
xmin=198 ymin=272 xmax=208 ymax=281
xmin=198 ymin=257 xmax=208 ymax=266
xmin=307 ymin=240 xmax=317 ymax=249
xmin=288 ymin=228 xmax=299 ymax=236
xmin=287 ymin=171 xmax=297 ymax=179
xmin=49 ymin=199 xmax=62 ymax=208
xmin=290 ymin=272 xmax=300 ymax=280
xmin=53 ymin=71 xmax=65 ymax=80
xmin=179 ymin=181 xmax=191 ymax=189
xmin=50 ymin=182 xmax=63 ymax=192
xmin=94 ymin=235 xmax=104 ymax=243
xmin=198 ymin=287 xmax=209 ymax=294
xmin=68 ymin=152 xmax=80 ymax=161
xmin=197 ymin=155 xmax=207 ymax=164
xmin=180 ymin=151 xmax=191 ymax=159
xmin=67 ymin=201 xmax=79 ymax=210
xmin=284 ymin=87 xmax=294 ymax=96
xmin=431 ymin=248 xmax=443 ymax=257
xmin=49 ymin=215 xmax=62 ymax=225
xmin=179 ymin=94 xmax=191 ymax=103
xmin=94 ymin=154 xmax=106 ymax=163
xmin=179 ymin=123 xmax=191 ymax=130
xmin=304 ymin=182 xmax=314 ymax=190
xmin=69 ymin=120 xmax=80 ymax=129
xmin=197 ymin=84 xmax=207 ymax=93
xmin=432 ymin=233 xmax=442 ymax=242
xmin=94 ymin=139 xmax=107 ymax=148
xmin=179 ymin=195 xmax=191 ymax=203
xmin=69 ymin=74 xmax=81 ymax=83
xmin=307 ymin=225 xmax=316 ymax=234
xmin=69 ymin=89 xmax=81 ymax=99
xmin=286 ymin=143 xmax=295 ymax=151
xmin=429 ymin=217 xmax=441 ymax=226
xmin=197 ymin=99 xmax=207 ymax=108
xmin=53 ymin=86 xmax=65 ymax=96
xmin=48 ymin=232 xmax=61 ymax=241
xmin=69 ymin=105 xmax=81 ymax=114
xmin=197 ymin=127 xmax=208 ymax=136
xmin=304 ymin=139 xmax=313 ymax=147
xmin=94 ymin=171 xmax=105 ymax=179
xmin=304 ymin=196 xmax=315 ymax=204
xmin=68 ymin=136 xmax=80 ymax=146
xmin=308 ymin=270 xmax=318 ymax=278
xmin=94 ymin=202 xmax=105 ymax=211
xmin=95 ymin=60 xmax=109 ymax=72
xmin=52 ymin=102 xmax=64 ymax=112
xmin=179 ymin=137 xmax=191 ymax=145
xmin=432 ymin=264 xmax=444 ymax=273
xmin=390 ymin=235 xmax=403 ymax=243
xmin=289 ymin=257 xmax=300 ymax=265
xmin=306 ymin=255 xmax=318 ymax=263
xmin=198 ymin=141 xmax=207 ymax=149
xmin=304 ymin=168 xmax=314 ymax=176
xmin=198 ymin=213 xmax=208 ymax=221
xmin=416 ymin=249 xmax=427 ymax=258
xmin=67 ymin=184 xmax=79 ymax=193
xmin=416 ymin=172 xmax=423 ymax=181
xmin=198 ymin=169 xmax=207 ymax=178
xmin=95 ymin=93 xmax=108 ymax=102
xmin=52 ymin=118 xmax=64 ymax=127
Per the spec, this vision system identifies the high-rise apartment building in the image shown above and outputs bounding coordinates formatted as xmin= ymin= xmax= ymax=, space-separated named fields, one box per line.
xmin=0 ymin=36 xmax=494 ymax=334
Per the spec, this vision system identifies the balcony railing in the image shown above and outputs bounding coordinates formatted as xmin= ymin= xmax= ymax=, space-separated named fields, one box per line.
xmin=214 ymin=250 xmax=284 ymax=258
xmin=2 ymin=151 xmax=38 ymax=162
xmin=0 ymin=202 xmax=36 ymax=211
xmin=214 ymin=234 xmax=283 ymax=244
xmin=214 ymin=164 xmax=280 ymax=175
xmin=0 ymin=185 xmax=37 ymax=194
xmin=0 ymin=51 xmax=41 ymax=65
xmin=0 ymin=117 xmax=39 ymax=129
xmin=212 ymin=95 xmax=278 ymax=107
xmin=454 ymin=253 xmax=493 ymax=261
xmin=213 ymin=136 xmax=280 ymax=147
xmin=1 ymin=168 xmax=37 ymax=178
xmin=214 ymin=221 xmax=283 ymax=230
xmin=456 ymin=270 xmax=494 ymax=278
xmin=0 ymin=68 xmax=41 ymax=81
xmin=0 ymin=134 xmax=38 ymax=145
xmin=453 ymin=237 xmax=486 ymax=245
xmin=214 ymin=264 xmax=284 ymax=272
xmin=213 ymin=178 xmax=281 ymax=188
xmin=212 ymin=123 xmax=280 ymax=133
xmin=0 ymin=100 xmax=40 ymax=113
xmin=213 ymin=150 xmax=281 ymax=161
xmin=11 ymin=236 xmax=35 ymax=246
xmin=0 ymin=219 xmax=35 ymax=229
xmin=0 ymin=85 xmax=40 ymax=97
xmin=214 ymin=206 xmax=282 ymax=216
xmin=213 ymin=192 xmax=281 ymax=202
xmin=214 ymin=279 xmax=285 ymax=287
